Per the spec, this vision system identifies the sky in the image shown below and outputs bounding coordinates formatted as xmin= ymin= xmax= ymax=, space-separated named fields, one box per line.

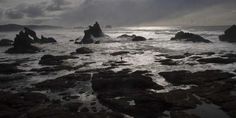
xmin=0 ymin=0 xmax=235 ymax=26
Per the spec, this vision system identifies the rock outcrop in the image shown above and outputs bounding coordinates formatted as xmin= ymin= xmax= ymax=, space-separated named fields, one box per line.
xmin=0 ymin=39 xmax=13 ymax=46
xmin=5 ymin=30 xmax=40 ymax=54
xmin=171 ymin=31 xmax=211 ymax=43
xmin=132 ymin=36 xmax=147 ymax=41
xmin=79 ymin=22 xmax=104 ymax=44
xmin=219 ymin=25 xmax=236 ymax=42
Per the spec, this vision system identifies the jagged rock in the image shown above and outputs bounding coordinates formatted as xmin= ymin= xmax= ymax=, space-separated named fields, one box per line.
xmin=75 ymin=47 xmax=93 ymax=54
xmin=80 ymin=22 xmax=104 ymax=44
xmin=219 ymin=25 xmax=236 ymax=42
xmin=171 ymin=31 xmax=211 ymax=43
xmin=132 ymin=36 xmax=147 ymax=42
xmin=0 ymin=63 xmax=24 ymax=74
xmin=0 ymin=39 xmax=13 ymax=46
xmin=24 ymin=27 xmax=39 ymax=41
xmin=5 ymin=30 xmax=40 ymax=54
xmin=39 ymin=55 xmax=77 ymax=65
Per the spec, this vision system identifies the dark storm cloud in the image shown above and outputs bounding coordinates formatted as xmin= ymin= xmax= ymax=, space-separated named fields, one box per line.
xmin=0 ymin=0 xmax=236 ymax=26
xmin=5 ymin=9 xmax=24 ymax=19
xmin=60 ymin=0 xmax=236 ymax=26
xmin=47 ymin=0 xmax=71 ymax=11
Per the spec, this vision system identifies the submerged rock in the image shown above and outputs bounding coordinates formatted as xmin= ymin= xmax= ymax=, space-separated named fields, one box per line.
xmin=171 ymin=31 xmax=211 ymax=43
xmin=0 ymin=39 xmax=13 ymax=46
xmin=219 ymin=25 xmax=236 ymax=42
xmin=197 ymin=57 xmax=236 ymax=64
xmin=39 ymin=55 xmax=77 ymax=65
xmin=80 ymin=22 xmax=104 ymax=44
xmin=39 ymin=35 xmax=57 ymax=43
xmin=0 ymin=63 xmax=23 ymax=74
xmin=75 ymin=47 xmax=93 ymax=54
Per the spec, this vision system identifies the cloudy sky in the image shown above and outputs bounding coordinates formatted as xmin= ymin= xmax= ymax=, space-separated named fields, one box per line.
xmin=0 ymin=0 xmax=235 ymax=26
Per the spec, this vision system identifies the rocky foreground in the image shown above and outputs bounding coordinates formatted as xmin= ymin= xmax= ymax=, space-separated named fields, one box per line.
xmin=0 ymin=24 xmax=236 ymax=118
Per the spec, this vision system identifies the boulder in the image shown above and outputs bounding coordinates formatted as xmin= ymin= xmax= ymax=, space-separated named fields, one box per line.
xmin=80 ymin=22 xmax=104 ymax=44
xmin=171 ymin=31 xmax=211 ymax=43
xmin=132 ymin=36 xmax=147 ymax=42
xmin=75 ymin=47 xmax=93 ymax=54
xmin=0 ymin=39 xmax=13 ymax=46
xmin=110 ymin=51 xmax=129 ymax=56
xmin=117 ymin=34 xmax=135 ymax=39
xmin=219 ymin=25 xmax=236 ymax=42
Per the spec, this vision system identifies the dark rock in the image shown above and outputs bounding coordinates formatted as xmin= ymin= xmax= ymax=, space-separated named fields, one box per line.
xmin=0 ymin=91 xmax=48 ymax=118
xmin=0 ymin=63 xmax=23 ymax=74
xmin=110 ymin=51 xmax=129 ymax=56
xmin=170 ymin=111 xmax=200 ymax=118
xmin=197 ymin=57 xmax=236 ymax=64
xmin=5 ymin=29 xmax=40 ymax=53
xmin=63 ymin=102 xmax=82 ymax=112
xmin=24 ymin=27 xmax=39 ymax=41
xmin=0 ymin=74 xmax=25 ymax=82
xmin=80 ymin=107 xmax=89 ymax=112
xmin=158 ymin=59 xmax=179 ymax=65
xmin=31 ymin=65 xmax=75 ymax=73
xmin=157 ymin=90 xmax=201 ymax=109
xmin=39 ymin=35 xmax=57 ymax=43
xmin=92 ymin=70 xmax=163 ymax=91
xmin=159 ymin=70 xmax=235 ymax=86
xmin=75 ymin=47 xmax=93 ymax=54
xmin=80 ymin=22 xmax=104 ymax=44
xmin=117 ymin=34 xmax=135 ymax=39
xmin=219 ymin=25 xmax=236 ymax=42
xmin=171 ymin=31 xmax=211 ymax=43
xmin=132 ymin=36 xmax=147 ymax=42
xmin=166 ymin=55 xmax=186 ymax=59
xmin=0 ymin=39 xmax=13 ymax=46
xmin=92 ymin=69 xmax=168 ymax=118
xmin=39 ymin=55 xmax=77 ymax=65
xmin=34 ymin=73 xmax=91 ymax=91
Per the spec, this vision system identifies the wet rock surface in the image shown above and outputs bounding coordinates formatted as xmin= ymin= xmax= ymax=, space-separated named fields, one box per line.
xmin=132 ymin=36 xmax=147 ymax=42
xmin=110 ymin=51 xmax=129 ymax=56
xmin=159 ymin=69 xmax=236 ymax=118
xmin=92 ymin=69 xmax=167 ymax=118
xmin=219 ymin=25 xmax=236 ymax=42
xmin=0 ymin=39 xmax=13 ymax=46
xmin=171 ymin=31 xmax=211 ymax=43
xmin=0 ymin=63 xmax=24 ymax=74
xmin=34 ymin=73 xmax=91 ymax=91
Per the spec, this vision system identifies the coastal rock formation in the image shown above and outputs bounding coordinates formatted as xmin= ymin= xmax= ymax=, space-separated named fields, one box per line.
xmin=0 ymin=39 xmax=13 ymax=46
xmin=39 ymin=35 xmax=57 ymax=43
xmin=132 ymin=36 xmax=147 ymax=41
xmin=219 ymin=25 xmax=236 ymax=42
xmin=5 ymin=30 xmax=40 ymax=54
xmin=117 ymin=34 xmax=147 ymax=42
xmin=79 ymin=22 xmax=104 ymax=44
xmin=171 ymin=31 xmax=211 ymax=43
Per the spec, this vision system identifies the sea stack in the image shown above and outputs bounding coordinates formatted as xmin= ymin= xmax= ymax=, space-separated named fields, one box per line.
xmin=219 ymin=25 xmax=236 ymax=42
xmin=79 ymin=22 xmax=104 ymax=44
xmin=5 ymin=30 xmax=40 ymax=54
